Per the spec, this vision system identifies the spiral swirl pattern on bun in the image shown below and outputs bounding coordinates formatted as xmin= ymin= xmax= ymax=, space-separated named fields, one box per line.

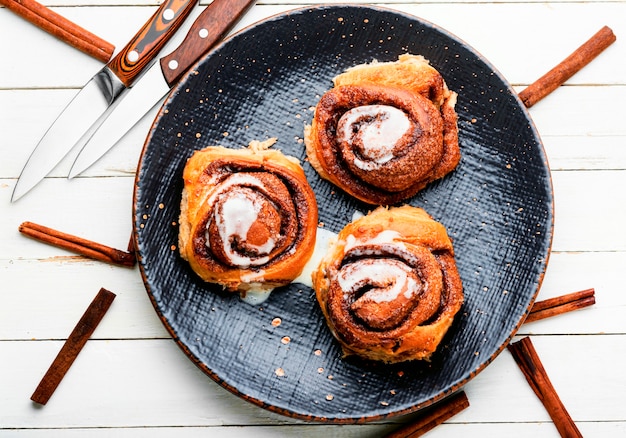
xmin=312 ymin=205 xmax=463 ymax=363
xmin=178 ymin=140 xmax=318 ymax=294
xmin=305 ymin=54 xmax=460 ymax=205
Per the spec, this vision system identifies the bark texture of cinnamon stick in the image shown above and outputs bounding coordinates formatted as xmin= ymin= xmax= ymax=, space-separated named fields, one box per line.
xmin=31 ymin=288 xmax=116 ymax=405
xmin=0 ymin=0 xmax=114 ymax=62
xmin=384 ymin=391 xmax=469 ymax=438
xmin=507 ymin=337 xmax=583 ymax=438
xmin=19 ymin=221 xmax=136 ymax=268
xmin=518 ymin=26 xmax=616 ymax=108
xmin=526 ymin=288 xmax=595 ymax=323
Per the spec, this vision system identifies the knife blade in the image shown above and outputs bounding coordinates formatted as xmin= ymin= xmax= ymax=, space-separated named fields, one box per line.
xmin=68 ymin=0 xmax=256 ymax=179
xmin=11 ymin=0 xmax=199 ymax=202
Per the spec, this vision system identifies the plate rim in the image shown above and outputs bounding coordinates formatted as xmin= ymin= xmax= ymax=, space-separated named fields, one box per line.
xmin=132 ymin=3 xmax=555 ymax=423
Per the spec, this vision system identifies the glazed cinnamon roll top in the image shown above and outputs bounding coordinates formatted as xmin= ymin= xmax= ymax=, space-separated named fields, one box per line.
xmin=178 ymin=140 xmax=318 ymax=295
xmin=305 ymin=54 xmax=460 ymax=205
xmin=312 ymin=205 xmax=464 ymax=363
xmin=198 ymin=170 xmax=299 ymax=268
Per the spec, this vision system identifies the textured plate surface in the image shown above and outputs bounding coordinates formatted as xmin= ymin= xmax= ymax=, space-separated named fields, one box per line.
xmin=134 ymin=5 xmax=553 ymax=422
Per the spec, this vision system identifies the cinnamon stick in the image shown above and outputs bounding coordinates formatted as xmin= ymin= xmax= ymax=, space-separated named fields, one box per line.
xmin=518 ymin=26 xmax=616 ymax=108
xmin=526 ymin=288 xmax=595 ymax=323
xmin=1 ymin=0 xmax=114 ymax=63
xmin=19 ymin=221 xmax=136 ymax=267
xmin=31 ymin=288 xmax=116 ymax=405
xmin=507 ymin=337 xmax=582 ymax=438
xmin=384 ymin=391 xmax=469 ymax=438
xmin=127 ymin=233 xmax=136 ymax=253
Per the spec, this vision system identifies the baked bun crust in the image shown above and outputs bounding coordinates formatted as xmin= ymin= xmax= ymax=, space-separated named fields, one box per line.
xmin=312 ymin=205 xmax=463 ymax=363
xmin=178 ymin=140 xmax=318 ymax=293
xmin=305 ymin=54 xmax=460 ymax=205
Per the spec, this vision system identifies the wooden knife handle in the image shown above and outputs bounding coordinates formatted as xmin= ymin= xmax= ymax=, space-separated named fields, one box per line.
xmin=107 ymin=0 xmax=198 ymax=88
xmin=159 ymin=0 xmax=256 ymax=86
xmin=0 ymin=0 xmax=114 ymax=62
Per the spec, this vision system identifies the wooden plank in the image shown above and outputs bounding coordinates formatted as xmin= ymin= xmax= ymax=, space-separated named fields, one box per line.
xmin=3 ymin=422 xmax=626 ymax=437
xmin=0 ymin=335 xmax=623 ymax=428
xmin=2 ymin=422 xmax=626 ymax=438
xmin=3 ymin=170 xmax=625 ymax=257
xmin=528 ymin=86 xmax=626 ymax=137
xmin=0 ymin=425 xmax=396 ymax=438
xmin=0 ymin=88 xmax=148 ymax=178
xmin=2 ymin=85 xmax=625 ymax=178
xmin=405 ymin=2 xmax=624 ymax=86
xmin=0 ymin=176 xmax=135 ymax=256
xmin=551 ymin=170 xmax=626 ymax=252
xmin=0 ymin=4 xmax=290 ymax=89
xmin=0 ymin=0 xmax=114 ymax=63
xmin=2 ymin=3 xmax=624 ymax=89
xmin=520 ymin=251 xmax=626 ymax=336
xmin=543 ymin=135 xmax=626 ymax=171
xmin=463 ymin=334 xmax=626 ymax=424
xmin=0 ymin=89 xmax=72 ymax=178
xmin=0 ymin=6 xmax=148 ymax=88
xmin=0 ymin=259 xmax=168 ymax=340
xmin=14 ymin=0 xmax=626 ymax=7
xmin=2 ymin=250 xmax=624 ymax=342
xmin=1 ymin=0 xmax=624 ymax=436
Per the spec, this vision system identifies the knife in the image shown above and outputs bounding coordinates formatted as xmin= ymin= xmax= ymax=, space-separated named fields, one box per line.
xmin=11 ymin=0 xmax=199 ymax=202
xmin=68 ymin=0 xmax=256 ymax=179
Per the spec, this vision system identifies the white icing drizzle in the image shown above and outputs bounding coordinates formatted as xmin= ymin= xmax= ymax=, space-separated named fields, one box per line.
xmin=338 ymin=227 xmax=421 ymax=301
xmin=338 ymin=260 xmax=420 ymax=302
xmin=217 ymin=192 xmax=275 ymax=266
xmin=240 ymin=270 xmax=265 ymax=283
xmin=240 ymin=227 xmax=338 ymax=304
xmin=235 ymin=209 xmax=404 ymax=303
xmin=337 ymin=105 xmax=411 ymax=170
xmin=240 ymin=288 xmax=272 ymax=305
xmin=293 ymin=227 xmax=338 ymax=287
xmin=206 ymin=173 xmax=275 ymax=267
xmin=343 ymin=229 xmax=403 ymax=253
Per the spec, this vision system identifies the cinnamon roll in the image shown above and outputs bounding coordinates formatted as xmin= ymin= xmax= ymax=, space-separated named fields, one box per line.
xmin=312 ymin=205 xmax=463 ymax=363
xmin=178 ymin=139 xmax=318 ymax=297
xmin=305 ymin=54 xmax=460 ymax=205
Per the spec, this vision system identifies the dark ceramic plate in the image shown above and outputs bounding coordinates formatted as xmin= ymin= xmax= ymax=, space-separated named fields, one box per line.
xmin=134 ymin=5 xmax=553 ymax=422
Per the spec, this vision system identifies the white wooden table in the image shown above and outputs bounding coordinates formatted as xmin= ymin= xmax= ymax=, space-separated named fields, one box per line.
xmin=1 ymin=1 xmax=625 ymax=436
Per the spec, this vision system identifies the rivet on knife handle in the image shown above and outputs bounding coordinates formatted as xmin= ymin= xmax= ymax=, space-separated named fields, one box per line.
xmin=108 ymin=0 xmax=199 ymax=87
xmin=160 ymin=0 xmax=256 ymax=86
